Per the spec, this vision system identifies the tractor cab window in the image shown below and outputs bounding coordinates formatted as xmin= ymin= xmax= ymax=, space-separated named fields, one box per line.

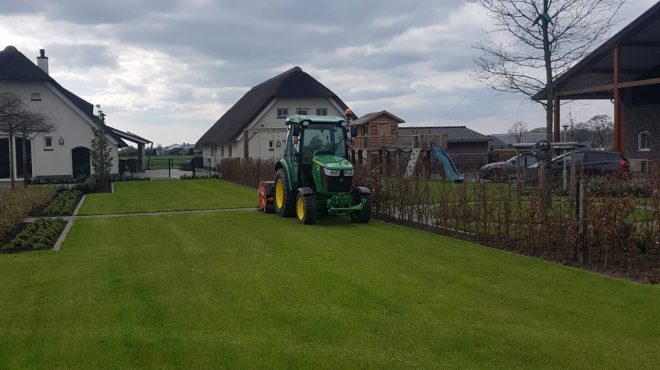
xmin=301 ymin=125 xmax=346 ymax=162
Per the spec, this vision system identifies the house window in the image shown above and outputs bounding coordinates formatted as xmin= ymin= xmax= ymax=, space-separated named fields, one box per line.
xmin=221 ymin=145 xmax=225 ymax=157
xmin=316 ymin=108 xmax=327 ymax=116
xmin=296 ymin=108 xmax=309 ymax=115
xmin=277 ymin=108 xmax=288 ymax=118
xmin=638 ymin=131 xmax=651 ymax=152
xmin=44 ymin=136 xmax=52 ymax=151
xmin=228 ymin=145 xmax=232 ymax=158
xmin=31 ymin=93 xmax=41 ymax=101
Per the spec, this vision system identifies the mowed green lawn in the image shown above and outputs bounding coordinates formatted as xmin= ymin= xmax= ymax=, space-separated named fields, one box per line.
xmin=79 ymin=179 xmax=256 ymax=215
xmin=1 ymin=210 xmax=659 ymax=368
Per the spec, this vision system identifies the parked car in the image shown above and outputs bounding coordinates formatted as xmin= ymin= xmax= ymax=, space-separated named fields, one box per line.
xmin=479 ymin=153 xmax=538 ymax=182
xmin=526 ymin=150 xmax=628 ymax=181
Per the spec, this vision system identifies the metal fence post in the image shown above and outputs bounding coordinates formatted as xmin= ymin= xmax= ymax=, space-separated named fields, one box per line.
xmin=168 ymin=158 xmax=172 ymax=178
xmin=576 ymin=178 xmax=587 ymax=264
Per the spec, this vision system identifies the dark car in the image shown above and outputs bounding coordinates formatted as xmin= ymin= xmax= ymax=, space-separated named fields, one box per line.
xmin=526 ymin=150 xmax=628 ymax=181
xmin=479 ymin=153 xmax=538 ymax=182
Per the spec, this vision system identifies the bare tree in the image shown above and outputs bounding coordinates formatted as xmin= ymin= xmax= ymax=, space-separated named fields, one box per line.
xmin=471 ymin=0 xmax=625 ymax=203
xmin=0 ymin=93 xmax=25 ymax=189
xmin=0 ymin=93 xmax=55 ymax=188
xmin=586 ymin=114 xmax=612 ymax=149
xmin=16 ymin=111 xmax=55 ymax=186
xmin=508 ymin=120 xmax=529 ymax=143
xmin=572 ymin=120 xmax=592 ymax=144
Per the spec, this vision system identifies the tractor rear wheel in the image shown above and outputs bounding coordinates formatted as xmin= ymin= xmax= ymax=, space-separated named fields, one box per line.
xmin=296 ymin=193 xmax=316 ymax=224
xmin=274 ymin=169 xmax=295 ymax=217
xmin=350 ymin=191 xmax=372 ymax=223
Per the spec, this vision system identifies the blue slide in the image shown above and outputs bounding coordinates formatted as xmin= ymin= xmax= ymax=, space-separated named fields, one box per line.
xmin=431 ymin=146 xmax=464 ymax=183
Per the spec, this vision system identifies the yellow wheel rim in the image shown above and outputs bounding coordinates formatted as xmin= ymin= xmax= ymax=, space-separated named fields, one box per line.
xmin=275 ymin=179 xmax=284 ymax=209
xmin=297 ymin=196 xmax=304 ymax=221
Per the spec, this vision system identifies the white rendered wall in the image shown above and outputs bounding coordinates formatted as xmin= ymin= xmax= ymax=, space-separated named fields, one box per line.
xmin=0 ymin=81 xmax=119 ymax=178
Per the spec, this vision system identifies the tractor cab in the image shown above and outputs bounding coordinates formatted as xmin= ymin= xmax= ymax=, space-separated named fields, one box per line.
xmin=284 ymin=115 xmax=352 ymax=192
xmin=265 ymin=114 xmax=371 ymax=224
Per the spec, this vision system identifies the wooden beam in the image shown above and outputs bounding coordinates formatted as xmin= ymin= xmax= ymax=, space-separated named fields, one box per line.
xmin=613 ymin=46 xmax=624 ymax=153
xmin=553 ymin=96 xmax=561 ymax=143
xmin=557 ymin=76 xmax=660 ymax=97
xmin=619 ymin=77 xmax=660 ymax=89
xmin=621 ymin=40 xmax=660 ymax=47
xmin=582 ymin=68 xmax=651 ymax=74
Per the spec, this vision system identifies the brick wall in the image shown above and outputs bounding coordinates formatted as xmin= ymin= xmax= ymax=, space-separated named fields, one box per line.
xmin=623 ymin=103 xmax=660 ymax=165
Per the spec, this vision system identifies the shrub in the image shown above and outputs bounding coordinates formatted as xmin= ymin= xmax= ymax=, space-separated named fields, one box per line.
xmin=218 ymin=158 xmax=276 ymax=188
xmin=42 ymin=189 xmax=82 ymax=216
xmin=82 ymin=176 xmax=97 ymax=194
xmin=180 ymin=174 xmax=219 ymax=180
xmin=0 ymin=186 xmax=57 ymax=241
xmin=1 ymin=217 xmax=66 ymax=252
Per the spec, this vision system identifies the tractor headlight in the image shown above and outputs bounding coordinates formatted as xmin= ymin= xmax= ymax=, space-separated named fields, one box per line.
xmin=323 ymin=168 xmax=340 ymax=176
xmin=343 ymin=169 xmax=354 ymax=176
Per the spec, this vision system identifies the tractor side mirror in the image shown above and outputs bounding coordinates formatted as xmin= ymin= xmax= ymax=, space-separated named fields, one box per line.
xmin=349 ymin=125 xmax=357 ymax=138
xmin=292 ymin=125 xmax=301 ymax=138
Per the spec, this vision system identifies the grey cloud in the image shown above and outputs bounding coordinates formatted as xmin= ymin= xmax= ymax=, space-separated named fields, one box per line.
xmin=47 ymin=43 xmax=117 ymax=69
xmin=0 ymin=0 xmax=650 ymax=145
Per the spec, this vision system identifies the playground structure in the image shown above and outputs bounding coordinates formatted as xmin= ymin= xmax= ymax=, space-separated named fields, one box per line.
xmin=347 ymin=111 xmax=463 ymax=181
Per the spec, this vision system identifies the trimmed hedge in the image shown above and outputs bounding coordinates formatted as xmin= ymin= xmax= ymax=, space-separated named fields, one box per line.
xmin=0 ymin=186 xmax=57 ymax=241
xmin=42 ymin=189 xmax=82 ymax=216
xmin=1 ymin=218 xmax=66 ymax=252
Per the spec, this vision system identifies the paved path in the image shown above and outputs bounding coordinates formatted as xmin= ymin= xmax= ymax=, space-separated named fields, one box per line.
xmin=25 ymin=207 xmax=255 ymax=223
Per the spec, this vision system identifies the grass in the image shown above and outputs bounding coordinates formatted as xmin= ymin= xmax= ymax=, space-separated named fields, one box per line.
xmin=1 ymin=210 xmax=659 ymax=368
xmin=79 ymin=179 xmax=255 ymax=215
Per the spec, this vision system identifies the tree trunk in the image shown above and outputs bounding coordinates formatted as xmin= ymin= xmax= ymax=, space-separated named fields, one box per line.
xmin=21 ymin=132 xmax=29 ymax=187
xmin=541 ymin=0 xmax=553 ymax=209
xmin=8 ymin=126 xmax=15 ymax=189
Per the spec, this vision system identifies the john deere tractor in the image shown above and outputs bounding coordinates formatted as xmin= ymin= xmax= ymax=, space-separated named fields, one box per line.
xmin=265 ymin=115 xmax=371 ymax=224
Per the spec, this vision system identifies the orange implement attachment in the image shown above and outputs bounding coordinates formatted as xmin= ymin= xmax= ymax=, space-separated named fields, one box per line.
xmin=257 ymin=180 xmax=276 ymax=213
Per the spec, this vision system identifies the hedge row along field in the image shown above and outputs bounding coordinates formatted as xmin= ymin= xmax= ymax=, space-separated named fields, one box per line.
xmin=43 ymin=189 xmax=82 ymax=216
xmin=1 ymin=218 xmax=66 ymax=252
xmin=217 ymin=158 xmax=660 ymax=283
xmin=0 ymin=186 xmax=57 ymax=240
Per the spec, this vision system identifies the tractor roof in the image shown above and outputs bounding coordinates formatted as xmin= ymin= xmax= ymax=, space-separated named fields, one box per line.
xmin=285 ymin=115 xmax=346 ymax=126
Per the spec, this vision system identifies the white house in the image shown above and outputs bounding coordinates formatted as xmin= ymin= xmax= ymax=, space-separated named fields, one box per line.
xmin=0 ymin=46 xmax=150 ymax=181
xmin=196 ymin=67 xmax=356 ymax=167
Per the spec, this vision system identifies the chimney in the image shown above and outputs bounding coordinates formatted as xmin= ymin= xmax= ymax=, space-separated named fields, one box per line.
xmin=37 ymin=49 xmax=49 ymax=74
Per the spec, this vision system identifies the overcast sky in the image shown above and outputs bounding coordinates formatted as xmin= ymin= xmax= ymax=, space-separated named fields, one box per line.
xmin=0 ymin=0 xmax=656 ymax=146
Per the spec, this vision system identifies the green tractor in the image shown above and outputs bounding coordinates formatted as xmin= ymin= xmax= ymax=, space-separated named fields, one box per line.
xmin=262 ymin=115 xmax=371 ymax=224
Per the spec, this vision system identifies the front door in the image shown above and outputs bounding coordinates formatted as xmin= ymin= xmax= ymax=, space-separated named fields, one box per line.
xmin=0 ymin=138 xmax=9 ymax=178
xmin=72 ymin=147 xmax=91 ymax=179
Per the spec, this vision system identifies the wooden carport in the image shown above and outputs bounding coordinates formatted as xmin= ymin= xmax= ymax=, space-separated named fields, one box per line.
xmin=539 ymin=2 xmax=660 ymax=153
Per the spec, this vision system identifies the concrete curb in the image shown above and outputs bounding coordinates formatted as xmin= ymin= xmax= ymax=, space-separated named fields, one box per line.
xmin=53 ymin=219 xmax=73 ymax=251
xmin=73 ymin=194 xmax=86 ymax=216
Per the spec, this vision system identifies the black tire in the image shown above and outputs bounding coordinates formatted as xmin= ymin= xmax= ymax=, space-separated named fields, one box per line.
xmin=274 ymin=169 xmax=295 ymax=217
xmin=350 ymin=191 xmax=372 ymax=223
xmin=296 ymin=193 xmax=316 ymax=224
